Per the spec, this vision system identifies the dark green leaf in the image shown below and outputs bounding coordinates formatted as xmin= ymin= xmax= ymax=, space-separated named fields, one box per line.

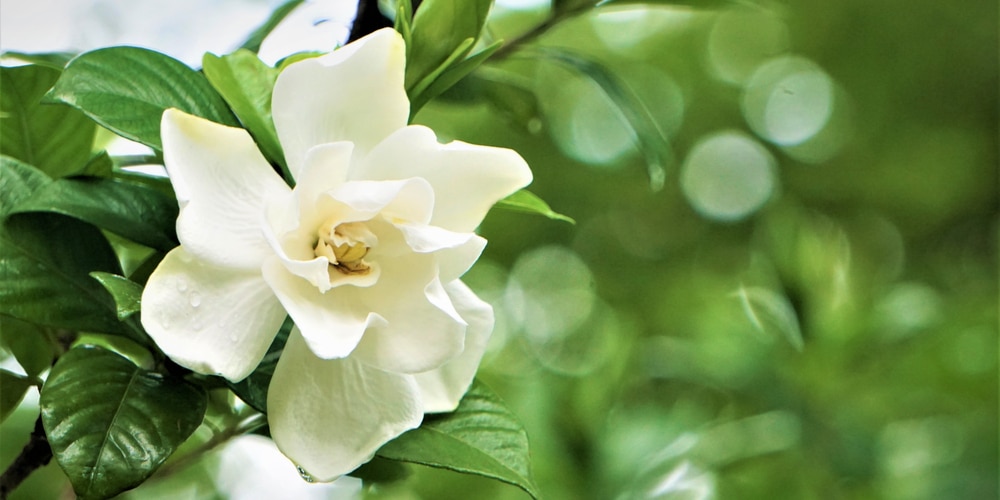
xmin=406 ymin=0 xmax=493 ymax=92
xmin=495 ymin=190 xmax=575 ymax=223
xmin=0 ymin=51 xmax=76 ymax=70
xmin=0 ymin=315 xmax=55 ymax=377
xmin=90 ymin=273 xmax=143 ymax=321
xmin=377 ymin=381 xmax=541 ymax=499
xmin=734 ymin=285 xmax=804 ymax=351
xmin=79 ymin=151 xmax=115 ymax=177
xmin=530 ymin=48 xmax=671 ymax=190
xmin=0 ymin=157 xmax=128 ymax=336
xmin=46 ymin=47 xmax=238 ymax=150
xmin=227 ymin=317 xmax=292 ymax=413
xmin=202 ymin=50 xmax=284 ymax=166
xmin=40 ymin=345 xmax=207 ymax=500
xmin=0 ymin=65 xmax=96 ymax=178
xmin=239 ymin=0 xmax=306 ymax=53
xmin=10 ymin=175 xmax=178 ymax=252
xmin=1 ymin=369 xmax=34 ymax=423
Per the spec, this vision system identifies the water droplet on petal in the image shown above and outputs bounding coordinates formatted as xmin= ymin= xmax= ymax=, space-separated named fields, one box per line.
xmin=189 ymin=292 xmax=202 ymax=307
xmin=296 ymin=465 xmax=314 ymax=483
xmin=158 ymin=312 xmax=171 ymax=330
xmin=176 ymin=279 xmax=188 ymax=292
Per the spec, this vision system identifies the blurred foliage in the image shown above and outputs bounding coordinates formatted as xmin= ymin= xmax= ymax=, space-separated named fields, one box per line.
xmin=411 ymin=0 xmax=998 ymax=498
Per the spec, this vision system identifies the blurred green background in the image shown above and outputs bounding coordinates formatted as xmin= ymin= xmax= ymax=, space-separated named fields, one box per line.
xmin=2 ymin=0 xmax=996 ymax=498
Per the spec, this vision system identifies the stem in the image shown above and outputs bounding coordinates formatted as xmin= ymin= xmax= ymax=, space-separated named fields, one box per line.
xmin=489 ymin=3 xmax=595 ymax=62
xmin=0 ymin=417 xmax=53 ymax=499
xmin=150 ymin=413 xmax=267 ymax=481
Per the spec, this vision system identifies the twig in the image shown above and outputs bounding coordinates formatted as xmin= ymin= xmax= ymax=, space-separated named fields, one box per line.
xmin=489 ymin=3 xmax=594 ymax=61
xmin=0 ymin=416 xmax=53 ymax=499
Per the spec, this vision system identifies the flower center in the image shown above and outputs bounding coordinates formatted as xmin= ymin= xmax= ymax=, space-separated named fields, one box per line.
xmin=314 ymin=220 xmax=376 ymax=275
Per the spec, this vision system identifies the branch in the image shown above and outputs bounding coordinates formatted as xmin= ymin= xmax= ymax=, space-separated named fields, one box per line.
xmin=0 ymin=416 xmax=53 ymax=499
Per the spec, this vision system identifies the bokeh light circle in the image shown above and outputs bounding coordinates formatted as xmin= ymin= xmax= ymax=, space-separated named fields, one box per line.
xmin=742 ymin=56 xmax=835 ymax=147
xmin=680 ymin=131 xmax=777 ymax=221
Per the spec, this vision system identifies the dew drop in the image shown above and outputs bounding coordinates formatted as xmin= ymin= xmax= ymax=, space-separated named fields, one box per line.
xmin=189 ymin=292 xmax=202 ymax=308
xmin=158 ymin=313 xmax=171 ymax=330
xmin=176 ymin=279 xmax=188 ymax=292
xmin=296 ymin=465 xmax=314 ymax=483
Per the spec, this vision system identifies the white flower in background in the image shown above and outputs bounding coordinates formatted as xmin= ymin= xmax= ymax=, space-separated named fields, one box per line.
xmin=140 ymin=28 xmax=532 ymax=480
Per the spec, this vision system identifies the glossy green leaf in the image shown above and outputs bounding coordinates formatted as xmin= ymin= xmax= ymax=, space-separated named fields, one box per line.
xmin=239 ymin=0 xmax=305 ymax=53
xmin=406 ymin=0 xmax=493 ymax=92
xmin=10 ymin=175 xmax=178 ymax=252
xmin=734 ymin=285 xmax=804 ymax=351
xmin=1 ymin=369 xmax=34 ymax=423
xmin=40 ymin=345 xmax=207 ymax=500
xmin=377 ymin=381 xmax=541 ymax=499
xmin=227 ymin=317 xmax=292 ymax=413
xmin=0 ymin=157 xmax=129 ymax=336
xmin=90 ymin=273 xmax=143 ymax=321
xmin=531 ymin=48 xmax=671 ymax=190
xmin=46 ymin=47 xmax=238 ymax=150
xmin=0 ymin=316 xmax=55 ymax=377
xmin=202 ymin=50 xmax=284 ymax=166
xmin=0 ymin=51 xmax=76 ymax=70
xmin=0 ymin=65 xmax=96 ymax=178
xmin=495 ymin=190 xmax=575 ymax=224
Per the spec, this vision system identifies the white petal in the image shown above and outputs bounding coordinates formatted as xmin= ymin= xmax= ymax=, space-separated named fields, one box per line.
xmin=414 ymin=280 xmax=495 ymax=413
xmin=273 ymin=29 xmax=408 ymax=179
xmin=268 ymin=329 xmax=422 ymax=482
xmin=262 ymin=259 xmax=386 ymax=359
xmin=161 ymin=109 xmax=290 ymax=270
xmin=140 ymin=248 xmax=286 ymax=381
xmin=324 ymin=178 xmax=434 ymax=225
xmin=351 ymin=258 xmax=466 ymax=374
xmin=395 ymin=223 xmax=486 ymax=282
xmin=356 ymin=125 xmax=534 ymax=232
xmin=294 ymin=142 xmax=355 ymax=217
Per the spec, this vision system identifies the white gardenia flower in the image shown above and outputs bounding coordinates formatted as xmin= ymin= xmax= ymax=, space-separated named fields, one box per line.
xmin=140 ymin=28 xmax=532 ymax=480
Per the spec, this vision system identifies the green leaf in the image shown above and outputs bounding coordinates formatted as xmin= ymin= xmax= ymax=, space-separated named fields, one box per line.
xmin=10 ymin=175 xmax=178 ymax=252
xmin=0 ymin=316 xmax=55 ymax=377
xmin=227 ymin=317 xmax=292 ymax=413
xmin=40 ymin=345 xmax=207 ymax=500
xmin=410 ymin=40 xmax=503 ymax=116
xmin=406 ymin=0 xmax=493 ymax=92
xmin=445 ymin=69 xmax=541 ymax=131
xmin=90 ymin=273 xmax=143 ymax=321
xmin=0 ymin=65 xmax=96 ymax=178
xmin=239 ymin=0 xmax=306 ymax=53
xmin=530 ymin=48 xmax=671 ymax=190
xmin=202 ymin=50 xmax=284 ymax=166
xmin=734 ymin=285 xmax=804 ymax=351
xmin=1 ymin=369 xmax=34 ymax=423
xmin=0 ymin=157 xmax=129 ymax=336
xmin=0 ymin=51 xmax=76 ymax=70
xmin=377 ymin=381 xmax=541 ymax=499
xmin=598 ymin=0 xmax=734 ymax=8
xmin=46 ymin=47 xmax=238 ymax=150
xmin=495 ymin=190 xmax=575 ymax=224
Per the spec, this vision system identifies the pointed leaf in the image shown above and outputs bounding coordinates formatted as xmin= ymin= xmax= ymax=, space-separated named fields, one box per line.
xmin=40 ymin=345 xmax=207 ymax=500
xmin=90 ymin=273 xmax=143 ymax=320
xmin=46 ymin=47 xmax=238 ymax=150
xmin=1 ymin=369 xmax=34 ymax=423
xmin=495 ymin=190 xmax=575 ymax=224
xmin=0 ymin=65 xmax=96 ymax=177
xmin=377 ymin=381 xmax=541 ymax=499
xmin=10 ymin=175 xmax=178 ymax=252
xmin=406 ymin=0 xmax=493 ymax=91
xmin=410 ymin=40 xmax=503 ymax=116
xmin=0 ymin=51 xmax=76 ymax=70
xmin=0 ymin=316 xmax=55 ymax=378
xmin=734 ymin=285 xmax=804 ymax=351
xmin=202 ymin=50 xmax=284 ymax=166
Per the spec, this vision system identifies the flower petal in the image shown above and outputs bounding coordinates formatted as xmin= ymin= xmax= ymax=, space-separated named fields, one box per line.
xmin=357 ymin=125 xmax=534 ymax=232
xmin=325 ymin=178 xmax=434 ymax=226
xmin=272 ymin=28 xmax=408 ymax=179
xmin=395 ymin=223 xmax=486 ymax=282
xmin=140 ymin=248 xmax=286 ymax=381
xmin=414 ymin=280 xmax=495 ymax=413
xmin=161 ymin=109 xmax=290 ymax=270
xmin=268 ymin=329 xmax=422 ymax=482
xmin=351 ymin=260 xmax=467 ymax=374
xmin=262 ymin=259 xmax=385 ymax=359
